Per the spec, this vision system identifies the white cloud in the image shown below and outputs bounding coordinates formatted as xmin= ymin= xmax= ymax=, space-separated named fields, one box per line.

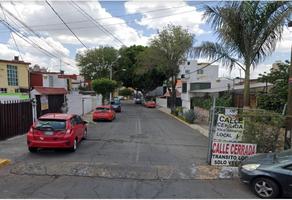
xmin=276 ymin=28 xmax=292 ymax=52
xmin=124 ymin=1 xmax=205 ymax=35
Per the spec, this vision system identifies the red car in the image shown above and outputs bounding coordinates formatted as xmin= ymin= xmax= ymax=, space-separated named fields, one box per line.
xmin=27 ymin=113 xmax=87 ymax=152
xmin=144 ymin=101 xmax=156 ymax=108
xmin=92 ymin=105 xmax=116 ymax=121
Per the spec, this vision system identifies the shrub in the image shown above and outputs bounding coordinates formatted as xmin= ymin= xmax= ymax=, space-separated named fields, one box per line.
xmin=183 ymin=109 xmax=197 ymax=124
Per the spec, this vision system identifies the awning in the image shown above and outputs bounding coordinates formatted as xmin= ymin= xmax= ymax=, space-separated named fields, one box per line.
xmin=32 ymin=86 xmax=67 ymax=95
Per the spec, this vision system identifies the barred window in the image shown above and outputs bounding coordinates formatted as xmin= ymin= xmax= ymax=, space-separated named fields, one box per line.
xmin=7 ymin=65 xmax=18 ymax=86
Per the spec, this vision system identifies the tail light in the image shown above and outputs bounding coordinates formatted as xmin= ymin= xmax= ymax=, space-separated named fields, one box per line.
xmin=66 ymin=129 xmax=72 ymax=134
xmin=29 ymin=127 xmax=35 ymax=134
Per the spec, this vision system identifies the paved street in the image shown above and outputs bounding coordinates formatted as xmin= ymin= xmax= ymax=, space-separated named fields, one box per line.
xmin=0 ymin=102 xmax=255 ymax=198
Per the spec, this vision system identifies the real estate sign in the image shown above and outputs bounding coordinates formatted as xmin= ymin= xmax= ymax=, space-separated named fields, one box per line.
xmin=211 ymin=141 xmax=257 ymax=166
xmin=40 ymin=95 xmax=48 ymax=110
xmin=213 ymin=114 xmax=244 ymax=142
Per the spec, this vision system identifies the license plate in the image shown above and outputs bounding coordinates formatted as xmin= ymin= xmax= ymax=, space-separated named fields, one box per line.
xmin=44 ymin=131 xmax=53 ymax=136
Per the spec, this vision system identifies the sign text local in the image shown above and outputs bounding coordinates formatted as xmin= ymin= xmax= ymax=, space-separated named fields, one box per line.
xmin=214 ymin=114 xmax=244 ymax=142
xmin=211 ymin=141 xmax=257 ymax=166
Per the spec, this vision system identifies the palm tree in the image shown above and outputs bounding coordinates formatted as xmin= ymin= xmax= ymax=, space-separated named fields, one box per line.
xmin=194 ymin=1 xmax=291 ymax=107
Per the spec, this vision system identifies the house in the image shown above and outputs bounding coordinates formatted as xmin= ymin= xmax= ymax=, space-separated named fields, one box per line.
xmin=30 ymin=70 xmax=77 ymax=92
xmin=179 ymin=60 xmax=234 ymax=109
xmin=0 ymin=56 xmax=30 ymax=94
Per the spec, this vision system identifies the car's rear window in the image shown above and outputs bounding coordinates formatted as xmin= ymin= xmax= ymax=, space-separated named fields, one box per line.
xmin=36 ymin=119 xmax=66 ymax=131
xmin=96 ymin=107 xmax=110 ymax=111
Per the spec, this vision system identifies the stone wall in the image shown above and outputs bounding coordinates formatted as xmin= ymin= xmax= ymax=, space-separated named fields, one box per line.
xmin=194 ymin=106 xmax=210 ymax=126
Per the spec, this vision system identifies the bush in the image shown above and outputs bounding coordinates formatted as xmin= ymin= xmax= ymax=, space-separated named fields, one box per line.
xmin=183 ymin=109 xmax=197 ymax=124
xmin=191 ymin=93 xmax=233 ymax=110
xmin=239 ymin=109 xmax=285 ymax=153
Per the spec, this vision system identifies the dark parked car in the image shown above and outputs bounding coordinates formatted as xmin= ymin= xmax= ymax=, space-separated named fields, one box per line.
xmin=110 ymin=99 xmax=121 ymax=112
xmin=239 ymin=149 xmax=292 ymax=198
xmin=134 ymin=98 xmax=142 ymax=104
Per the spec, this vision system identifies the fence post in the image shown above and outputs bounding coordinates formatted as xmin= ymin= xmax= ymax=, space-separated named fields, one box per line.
xmin=32 ymin=98 xmax=37 ymax=122
xmin=207 ymin=96 xmax=216 ymax=165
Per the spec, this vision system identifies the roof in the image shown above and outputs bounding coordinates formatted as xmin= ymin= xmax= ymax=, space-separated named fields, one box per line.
xmin=39 ymin=113 xmax=74 ymax=120
xmin=0 ymin=59 xmax=30 ymax=65
xmin=163 ymin=89 xmax=181 ymax=97
xmin=190 ymin=82 xmax=273 ymax=93
xmin=32 ymin=86 xmax=67 ymax=95
xmin=58 ymin=74 xmax=77 ymax=80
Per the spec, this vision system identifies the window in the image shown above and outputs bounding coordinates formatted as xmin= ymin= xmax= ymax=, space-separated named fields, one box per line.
xmin=182 ymin=83 xmax=187 ymax=93
xmin=185 ymin=69 xmax=190 ymax=74
xmin=190 ymin=82 xmax=211 ymax=91
xmin=197 ymin=69 xmax=204 ymax=75
xmin=71 ymin=117 xmax=77 ymax=126
xmin=36 ymin=119 xmax=66 ymax=131
xmin=0 ymin=88 xmax=7 ymax=93
xmin=187 ymin=61 xmax=190 ymax=65
xmin=7 ymin=65 xmax=18 ymax=86
xmin=49 ymin=76 xmax=53 ymax=87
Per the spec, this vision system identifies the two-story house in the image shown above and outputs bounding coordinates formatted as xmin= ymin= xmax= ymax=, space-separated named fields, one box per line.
xmin=0 ymin=56 xmax=30 ymax=94
xmin=178 ymin=60 xmax=233 ymax=109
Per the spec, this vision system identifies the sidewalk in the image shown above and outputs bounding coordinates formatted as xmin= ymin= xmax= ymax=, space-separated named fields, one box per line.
xmin=158 ymin=107 xmax=209 ymax=138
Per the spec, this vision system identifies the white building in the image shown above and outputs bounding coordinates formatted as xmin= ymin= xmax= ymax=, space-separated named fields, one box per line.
xmin=178 ymin=60 xmax=235 ymax=109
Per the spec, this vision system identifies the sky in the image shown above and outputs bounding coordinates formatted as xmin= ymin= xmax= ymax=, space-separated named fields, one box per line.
xmin=0 ymin=0 xmax=291 ymax=79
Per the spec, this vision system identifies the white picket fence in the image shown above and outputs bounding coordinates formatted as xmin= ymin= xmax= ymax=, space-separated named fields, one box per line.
xmin=67 ymin=93 xmax=102 ymax=115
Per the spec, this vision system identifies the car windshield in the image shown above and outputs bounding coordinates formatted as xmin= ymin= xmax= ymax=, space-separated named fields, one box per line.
xmin=96 ymin=107 xmax=110 ymax=111
xmin=111 ymin=101 xmax=120 ymax=105
xmin=36 ymin=119 xmax=66 ymax=131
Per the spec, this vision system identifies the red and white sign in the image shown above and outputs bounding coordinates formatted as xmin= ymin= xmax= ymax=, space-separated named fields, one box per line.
xmin=211 ymin=141 xmax=257 ymax=166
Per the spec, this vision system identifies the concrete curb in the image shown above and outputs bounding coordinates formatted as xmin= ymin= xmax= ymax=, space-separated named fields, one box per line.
xmin=0 ymin=159 xmax=11 ymax=169
xmin=158 ymin=107 xmax=209 ymax=138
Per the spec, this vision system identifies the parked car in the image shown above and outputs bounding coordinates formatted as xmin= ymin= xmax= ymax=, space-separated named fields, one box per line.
xmin=239 ymin=149 xmax=292 ymax=198
xmin=92 ymin=105 xmax=116 ymax=121
xmin=111 ymin=99 xmax=122 ymax=112
xmin=27 ymin=113 xmax=87 ymax=152
xmin=134 ymin=98 xmax=142 ymax=104
xmin=144 ymin=100 xmax=156 ymax=108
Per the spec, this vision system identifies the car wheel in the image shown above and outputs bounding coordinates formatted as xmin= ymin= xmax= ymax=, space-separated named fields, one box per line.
xmin=82 ymin=129 xmax=87 ymax=140
xmin=252 ymin=177 xmax=280 ymax=198
xmin=28 ymin=147 xmax=37 ymax=153
xmin=70 ymin=139 xmax=78 ymax=152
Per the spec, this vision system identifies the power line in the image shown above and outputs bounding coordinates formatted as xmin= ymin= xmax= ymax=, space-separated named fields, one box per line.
xmin=0 ymin=3 xmax=23 ymax=61
xmin=70 ymin=1 xmax=125 ymax=47
xmin=45 ymin=0 xmax=88 ymax=49
xmin=0 ymin=9 xmax=196 ymax=34
xmin=1 ymin=3 xmax=68 ymax=58
xmin=0 ymin=4 xmax=190 ymax=31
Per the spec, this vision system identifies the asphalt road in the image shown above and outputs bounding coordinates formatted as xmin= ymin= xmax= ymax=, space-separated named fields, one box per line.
xmin=0 ymin=101 xmax=255 ymax=198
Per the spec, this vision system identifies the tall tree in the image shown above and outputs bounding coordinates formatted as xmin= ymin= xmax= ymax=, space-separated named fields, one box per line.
xmin=114 ymin=45 xmax=147 ymax=88
xmin=76 ymin=46 xmax=118 ymax=80
xmin=145 ymin=25 xmax=194 ymax=113
xmin=257 ymin=61 xmax=290 ymax=113
xmin=193 ymin=1 xmax=291 ymax=107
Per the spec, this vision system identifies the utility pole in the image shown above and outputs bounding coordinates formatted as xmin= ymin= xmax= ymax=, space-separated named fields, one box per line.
xmin=109 ymin=66 xmax=112 ymax=102
xmin=285 ymin=21 xmax=292 ymax=149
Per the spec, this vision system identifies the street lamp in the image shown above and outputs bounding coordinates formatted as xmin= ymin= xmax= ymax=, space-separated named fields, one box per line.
xmin=285 ymin=21 xmax=292 ymax=149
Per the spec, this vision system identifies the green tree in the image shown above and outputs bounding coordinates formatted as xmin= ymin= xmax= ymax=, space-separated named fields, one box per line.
xmin=92 ymin=78 xmax=118 ymax=104
xmin=76 ymin=46 xmax=118 ymax=80
xmin=118 ymin=88 xmax=133 ymax=97
xmin=193 ymin=1 xmax=291 ymax=107
xmin=257 ymin=61 xmax=289 ymax=113
xmin=114 ymin=45 xmax=147 ymax=88
xmin=144 ymin=25 xmax=194 ymax=113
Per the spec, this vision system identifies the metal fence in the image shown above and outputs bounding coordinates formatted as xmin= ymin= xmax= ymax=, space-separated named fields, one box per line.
xmin=0 ymin=100 xmax=33 ymax=140
xmin=207 ymin=105 xmax=285 ymax=166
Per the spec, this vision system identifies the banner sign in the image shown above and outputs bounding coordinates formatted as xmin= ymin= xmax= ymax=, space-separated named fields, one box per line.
xmin=40 ymin=95 xmax=48 ymax=111
xmin=213 ymin=114 xmax=244 ymax=142
xmin=211 ymin=141 xmax=257 ymax=166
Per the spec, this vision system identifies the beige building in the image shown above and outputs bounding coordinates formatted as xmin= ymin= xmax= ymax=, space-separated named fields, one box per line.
xmin=0 ymin=56 xmax=30 ymax=93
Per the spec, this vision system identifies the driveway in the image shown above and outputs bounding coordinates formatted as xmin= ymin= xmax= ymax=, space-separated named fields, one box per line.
xmin=0 ymin=101 xmax=254 ymax=198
